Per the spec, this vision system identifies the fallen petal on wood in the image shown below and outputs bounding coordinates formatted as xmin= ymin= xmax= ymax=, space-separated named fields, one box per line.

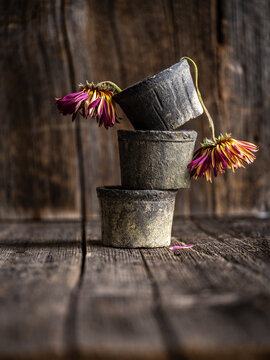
xmin=170 ymin=245 xmax=194 ymax=250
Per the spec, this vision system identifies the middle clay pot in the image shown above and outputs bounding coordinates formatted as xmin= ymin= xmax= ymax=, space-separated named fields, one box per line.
xmin=118 ymin=130 xmax=197 ymax=190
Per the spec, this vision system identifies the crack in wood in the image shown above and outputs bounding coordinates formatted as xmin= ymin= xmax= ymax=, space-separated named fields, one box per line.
xmin=216 ymin=0 xmax=226 ymax=45
xmin=62 ymin=228 xmax=86 ymax=359
xmin=108 ymin=1 xmax=127 ymax=86
xmin=60 ymin=1 xmax=87 ymax=357
xmin=60 ymin=0 xmax=87 ymax=272
xmin=64 ymin=276 xmax=81 ymax=359
xmin=139 ymin=249 xmax=187 ymax=360
xmin=165 ymin=0 xmax=179 ymax=62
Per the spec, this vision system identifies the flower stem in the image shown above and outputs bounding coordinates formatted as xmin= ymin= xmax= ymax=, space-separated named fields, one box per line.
xmin=180 ymin=56 xmax=216 ymax=142
xmin=97 ymin=81 xmax=122 ymax=94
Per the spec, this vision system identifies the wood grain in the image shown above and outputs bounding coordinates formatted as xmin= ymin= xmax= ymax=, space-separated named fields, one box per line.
xmin=168 ymin=0 xmax=220 ymax=216
xmin=215 ymin=0 xmax=270 ymax=216
xmin=76 ymin=243 xmax=168 ymax=359
xmin=75 ymin=217 xmax=270 ymax=359
xmin=139 ymin=217 xmax=270 ymax=358
xmin=0 ymin=222 xmax=82 ymax=359
xmin=0 ymin=1 xmax=81 ymax=220
xmin=0 ymin=218 xmax=269 ymax=359
xmin=0 ymin=0 xmax=269 ymax=219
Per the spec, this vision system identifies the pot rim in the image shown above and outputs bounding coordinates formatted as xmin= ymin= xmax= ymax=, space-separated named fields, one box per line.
xmin=113 ymin=59 xmax=188 ymax=101
xmin=118 ymin=129 xmax=197 ymax=142
xmin=96 ymin=186 xmax=177 ymax=200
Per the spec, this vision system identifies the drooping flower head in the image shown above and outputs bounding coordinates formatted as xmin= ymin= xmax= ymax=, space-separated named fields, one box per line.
xmin=180 ymin=56 xmax=259 ymax=183
xmin=188 ymin=134 xmax=258 ymax=182
xmin=55 ymin=81 xmax=121 ymax=129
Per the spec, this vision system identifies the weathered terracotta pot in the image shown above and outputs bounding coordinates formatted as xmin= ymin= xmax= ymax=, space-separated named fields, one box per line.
xmin=118 ymin=130 xmax=197 ymax=189
xmin=97 ymin=187 xmax=177 ymax=248
xmin=113 ymin=59 xmax=203 ymax=131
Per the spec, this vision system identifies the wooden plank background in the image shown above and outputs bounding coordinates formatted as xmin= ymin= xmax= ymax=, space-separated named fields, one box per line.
xmin=0 ymin=0 xmax=269 ymax=220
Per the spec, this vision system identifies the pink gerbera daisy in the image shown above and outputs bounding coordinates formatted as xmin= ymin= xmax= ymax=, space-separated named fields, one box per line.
xmin=188 ymin=134 xmax=258 ymax=182
xmin=180 ymin=57 xmax=258 ymax=182
xmin=56 ymin=81 xmax=121 ymax=129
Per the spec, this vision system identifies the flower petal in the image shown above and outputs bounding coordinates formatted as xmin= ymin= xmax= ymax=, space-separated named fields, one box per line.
xmin=170 ymin=245 xmax=194 ymax=250
xmin=55 ymin=84 xmax=119 ymax=129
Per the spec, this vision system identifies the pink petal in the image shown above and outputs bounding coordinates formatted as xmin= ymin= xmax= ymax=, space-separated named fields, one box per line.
xmin=89 ymin=97 xmax=101 ymax=109
xmin=198 ymin=155 xmax=211 ymax=177
xmin=103 ymin=102 xmax=111 ymax=128
xmin=188 ymin=152 xmax=208 ymax=168
xmin=59 ymin=91 xmax=84 ymax=101
xmin=215 ymin=149 xmax=227 ymax=168
xmin=170 ymin=245 xmax=194 ymax=250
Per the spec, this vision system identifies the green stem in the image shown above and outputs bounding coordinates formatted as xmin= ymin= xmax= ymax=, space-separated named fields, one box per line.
xmin=97 ymin=81 xmax=122 ymax=94
xmin=180 ymin=56 xmax=216 ymax=142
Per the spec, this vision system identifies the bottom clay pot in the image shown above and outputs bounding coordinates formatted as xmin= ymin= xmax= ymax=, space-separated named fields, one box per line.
xmin=97 ymin=186 xmax=177 ymax=248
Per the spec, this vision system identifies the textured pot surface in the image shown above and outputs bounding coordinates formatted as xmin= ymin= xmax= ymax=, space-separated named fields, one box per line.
xmin=97 ymin=187 xmax=177 ymax=248
xmin=118 ymin=130 xmax=197 ymax=189
xmin=113 ymin=59 xmax=203 ymax=131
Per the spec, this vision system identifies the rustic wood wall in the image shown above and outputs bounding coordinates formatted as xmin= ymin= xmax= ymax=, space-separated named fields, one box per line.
xmin=0 ymin=0 xmax=269 ymax=220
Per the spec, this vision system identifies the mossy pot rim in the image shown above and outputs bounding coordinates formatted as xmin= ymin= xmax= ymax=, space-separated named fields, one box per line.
xmin=96 ymin=186 xmax=178 ymax=201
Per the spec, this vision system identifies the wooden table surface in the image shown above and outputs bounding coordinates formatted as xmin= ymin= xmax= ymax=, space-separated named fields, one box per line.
xmin=0 ymin=217 xmax=269 ymax=360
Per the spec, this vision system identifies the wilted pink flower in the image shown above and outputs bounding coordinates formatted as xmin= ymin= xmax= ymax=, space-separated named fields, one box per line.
xmin=56 ymin=81 xmax=121 ymax=129
xmin=188 ymin=134 xmax=258 ymax=182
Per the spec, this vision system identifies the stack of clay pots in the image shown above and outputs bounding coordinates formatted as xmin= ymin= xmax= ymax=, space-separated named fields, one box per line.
xmin=97 ymin=59 xmax=203 ymax=248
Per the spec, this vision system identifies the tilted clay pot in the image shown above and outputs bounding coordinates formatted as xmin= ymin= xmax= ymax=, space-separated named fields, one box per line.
xmin=113 ymin=59 xmax=203 ymax=130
